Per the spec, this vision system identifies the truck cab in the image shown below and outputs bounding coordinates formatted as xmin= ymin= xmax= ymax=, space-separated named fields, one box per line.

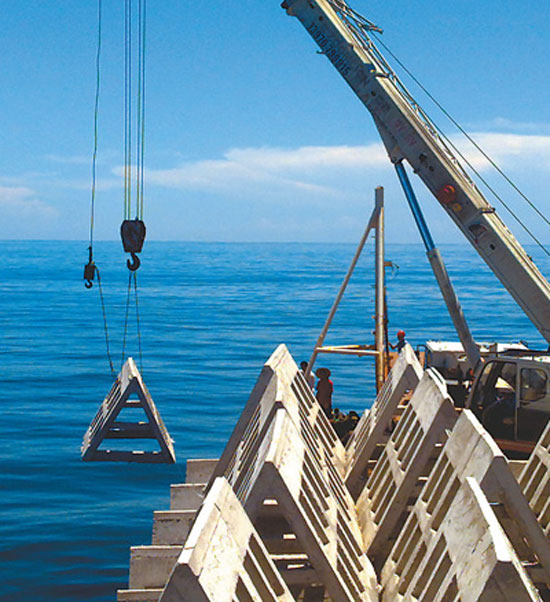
xmin=468 ymin=355 xmax=550 ymax=448
xmin=424 ymin=341 xmax=550 ymax=455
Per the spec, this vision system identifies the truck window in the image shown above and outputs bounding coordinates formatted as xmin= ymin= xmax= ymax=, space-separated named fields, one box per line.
xmin=499 ymin=362 xmax=516 ymax=390
xmin=520 ymin=368 xmax=547 ymax=403
xmin=470 ymin=360 xmax=516 ymax=413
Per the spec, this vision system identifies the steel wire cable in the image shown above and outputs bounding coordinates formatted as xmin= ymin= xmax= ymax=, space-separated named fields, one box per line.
xmin=124 ymin=0 xmax=132 ymax=220
xmin=329 ymin=2 xmax=550 ymax=256
xmin=121 ymin=271 xmax=133 ymax=366
xmin=372 ymin=32 xmax=550 ymax=233
xmin=368 ymin=32 xmax=550 ymax=257
xmin=133 ymin=272 xmax=143 ymax=373
xmin=97 ymin=268 xmax=116 ymax=376
xmin=122 ymin=0 xmax=146 ymax=367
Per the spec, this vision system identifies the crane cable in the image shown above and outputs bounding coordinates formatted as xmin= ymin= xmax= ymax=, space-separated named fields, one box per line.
xmin=83 ymin=0 xmax=116 ymax=377
xmin=371 ymin=32 xmax=550 ymax=259
xmin=83 ymin=0 xmax=147 ymax=376
xmin=136 ymin=0 xmax=146 ymax=221
xmin=120 ymin=0 xmax=146 ymax=271
xmin=121 ymin=0 xmax=147 ymax=372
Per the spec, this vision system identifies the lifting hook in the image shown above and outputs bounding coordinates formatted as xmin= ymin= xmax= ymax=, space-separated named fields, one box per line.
xmin=127 ymin=252 xmax=141 ymax=271
xmin=84 ymin=246 xmax=96 ymax=288
xmin=120 ymin=219 xmax=146 ymax=272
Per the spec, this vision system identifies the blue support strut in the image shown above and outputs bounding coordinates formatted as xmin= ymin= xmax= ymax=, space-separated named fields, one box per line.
xmin=394 ymin=161 xmax=435 ymax=252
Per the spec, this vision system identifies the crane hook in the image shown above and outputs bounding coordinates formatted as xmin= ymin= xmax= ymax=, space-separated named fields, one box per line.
xmin=121 ymin=219 xmax=146 ymax=272
xmin=84 ymin=246 xmax=96 ymax=288
xmin=127 ymin=252 xmax=141 ymax=271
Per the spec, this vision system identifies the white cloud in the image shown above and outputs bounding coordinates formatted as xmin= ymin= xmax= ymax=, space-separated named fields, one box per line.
xmin=223 ymin=144 xmax=387 ymax=171
xmin=132 ymin=132 xmax=550 ymax=202
xmin=0 ymin=186 xmax=57 ymax=217
xmin=135 ymin=143 xmax=388 ymax=198
xmin=453 ymin=132 xmax=550 ymax=171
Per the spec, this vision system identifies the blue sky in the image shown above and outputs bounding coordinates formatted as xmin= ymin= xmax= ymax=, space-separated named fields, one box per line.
xmin=1 ymin=0 xmax=549 ymax=245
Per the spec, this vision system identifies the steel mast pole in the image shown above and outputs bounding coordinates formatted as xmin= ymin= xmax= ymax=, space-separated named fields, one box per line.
xmin=374 ymin=187 xmax=385 ymax=392
xmin=306 ymin=196 xmax=383 ymax=379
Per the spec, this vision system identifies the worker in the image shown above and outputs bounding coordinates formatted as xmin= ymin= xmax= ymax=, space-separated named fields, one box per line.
xmin=300 ymin=361 xmax=315 ymax=390
xmin=315 ymin=367 xmax=333 ymax=418
xmin=390 ymin=330 xmax=407 ymax=353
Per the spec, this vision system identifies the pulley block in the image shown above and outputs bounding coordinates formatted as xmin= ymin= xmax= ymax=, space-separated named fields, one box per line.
xmin=120 ymin=219 xmax=146 ymax=271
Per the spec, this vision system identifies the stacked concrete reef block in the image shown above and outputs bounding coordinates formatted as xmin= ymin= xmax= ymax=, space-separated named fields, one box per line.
xmin=382 ymin=409 xmax=550 ymax=599
xmin=274 ymin=344 xmax=347 ymax=475
xmin=160 ymin=477 xmax=297 ymax=602
xmin=209 ymin=344 xmax=347 ymax=496
xmin=433 ymin=410 xmax=550 ymax=590
xmin=117 ymin=342 xmax=550 ymax=601
xmin=345 ymin=344 xmax=424 ymax=498
xmin=228 ymin=407 xmax=378 ymax=601
xmin=519 ymin=422 xmax=550 ymax=539
xmin=381 ymin=477 xmax=541 ymax=601
xmin=356 ymin=369 xmax=458 ymax=569
xmin=153 ymin=459 xmax=218 ymax=546
xmin=152 ymin=459 xmax=217 ymax=546
xmin=117 ymin=459 xmax=217 ymax=602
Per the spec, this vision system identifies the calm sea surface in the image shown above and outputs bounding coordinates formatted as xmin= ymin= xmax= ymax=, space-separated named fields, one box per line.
xmin=1 ymin=240 xmax=549 ymax=601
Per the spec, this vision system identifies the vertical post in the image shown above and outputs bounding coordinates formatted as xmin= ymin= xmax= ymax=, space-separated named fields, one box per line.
xmin=375 ymin=187 xmax=385 ymax=392
xmin=306 ymin=199 xmax=383 ymax=379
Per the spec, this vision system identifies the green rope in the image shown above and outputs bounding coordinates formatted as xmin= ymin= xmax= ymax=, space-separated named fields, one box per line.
xmin=89 ymin=0 xmax=102 ymax=247
xmin=85 ymin=0 xmax=116 ymax=377
xmin=124 ymin=0 xmax=132 ymax=220
xmin=120 ymin=0 xmax=147 ymax=370
xmin=135 ymin=0 xmax=146 ymax=221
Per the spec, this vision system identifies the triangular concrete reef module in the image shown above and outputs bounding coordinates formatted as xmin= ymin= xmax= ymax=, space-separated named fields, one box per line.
xmin=81 ymin=357 xmax=176 ymax=463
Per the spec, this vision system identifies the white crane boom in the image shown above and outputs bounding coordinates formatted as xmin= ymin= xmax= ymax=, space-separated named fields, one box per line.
xmin=282 ymin=0 xmax=550 ymax=343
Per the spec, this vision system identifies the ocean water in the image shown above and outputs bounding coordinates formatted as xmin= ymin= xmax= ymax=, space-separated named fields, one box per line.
xmin=1 ymin=240 xmax=549 ymax=601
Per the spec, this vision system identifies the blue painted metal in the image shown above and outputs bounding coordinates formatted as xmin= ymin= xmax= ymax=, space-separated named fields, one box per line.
xmin=394 ymin=161 xmax=435 ymax=252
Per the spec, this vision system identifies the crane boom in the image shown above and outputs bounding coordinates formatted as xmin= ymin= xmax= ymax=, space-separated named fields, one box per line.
xmin=282 ymin=0 xmax=550 ymax=343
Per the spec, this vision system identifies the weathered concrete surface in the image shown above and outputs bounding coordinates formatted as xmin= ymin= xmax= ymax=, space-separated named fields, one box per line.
xmin=357 ymin=369 xmax=458 ymax=568
xmin=160 ymin=477 xmax=296 ymax=602
xmin=345 ymin=344 xmax=423 ymax=498
xmin=381 ymin=477 xmax=540 ymax=601
xmin=152 ymin=510 xmax=196 ymax=546
xmin=170 ymin=483 xmax=205 ymax=511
